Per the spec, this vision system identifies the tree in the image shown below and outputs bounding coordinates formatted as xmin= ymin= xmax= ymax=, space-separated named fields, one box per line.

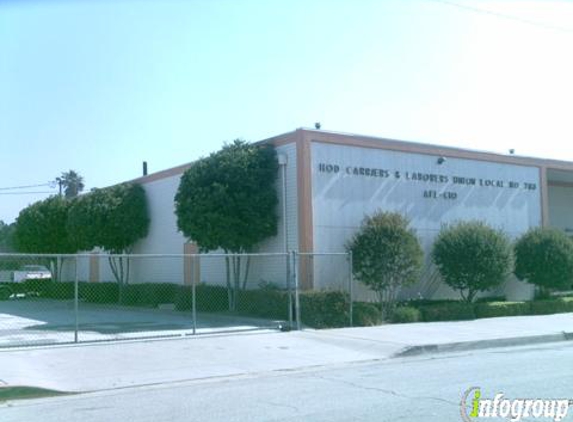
xmin=514 ymin=227 xmax=573 ymax=295
xmin=0 ymin=220 xmax=15 ymax=252
xmin=68 ymin=183 xmax=149 ymax=292
xmin=431 ymin=221 xmax=513 ymax=303
xmin=13 ymin=196 xmax=77 ymax=280
xmin=347 ymin=211 xmax=423 ymax=319
xmin=0 ymin=221 xmax=17 ymax=272
xmin=57 ymin=170 xmax=85 ymax=198
xmin=175 ymin=140 xmax=279 ymax=310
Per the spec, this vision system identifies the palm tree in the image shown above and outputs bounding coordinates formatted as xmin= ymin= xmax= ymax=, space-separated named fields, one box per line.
xmin=57 ymin=170 xmax=85 ymax=198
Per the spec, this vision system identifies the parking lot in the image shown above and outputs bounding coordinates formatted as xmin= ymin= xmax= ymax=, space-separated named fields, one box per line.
xmin=0 ymin=298 xmax=279 ymax=348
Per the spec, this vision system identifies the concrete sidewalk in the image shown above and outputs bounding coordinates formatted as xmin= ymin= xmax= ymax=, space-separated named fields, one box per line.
xmin=1 ymin=313 xmax=572 ymax=394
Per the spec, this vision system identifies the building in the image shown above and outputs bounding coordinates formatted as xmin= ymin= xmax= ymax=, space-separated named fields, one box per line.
xmin=86 ymin=128 xmax=573 ymax=301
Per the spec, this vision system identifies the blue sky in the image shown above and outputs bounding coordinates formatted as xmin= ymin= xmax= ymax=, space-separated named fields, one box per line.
xmin=1 ymin=0 xmax=573 ymax=223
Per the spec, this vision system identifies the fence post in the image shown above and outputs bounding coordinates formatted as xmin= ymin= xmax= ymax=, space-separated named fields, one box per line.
xmin=192 ymin=255 xmax=197 ymax=335
xmin=292 ymin=251 xmax=301 ymax=331
xmin=74 ymin=255 xmax=79 ymax=343
xmin=348 ymin=251 xmax=353 ymax=328
xmin=286 ymin=252 xmax=293 ymax=329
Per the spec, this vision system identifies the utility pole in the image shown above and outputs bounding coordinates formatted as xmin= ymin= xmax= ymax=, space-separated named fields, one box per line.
xmin=56 ymin=177 xmax=62 ymax=196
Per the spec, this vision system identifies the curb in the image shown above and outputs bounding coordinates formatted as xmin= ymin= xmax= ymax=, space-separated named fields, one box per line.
xmin=393 ymin=332 xmax=573 ymax=358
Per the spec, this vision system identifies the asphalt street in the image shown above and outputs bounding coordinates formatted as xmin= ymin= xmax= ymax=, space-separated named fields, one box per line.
xmin=2 ymin=342 xmax=572 ymax=422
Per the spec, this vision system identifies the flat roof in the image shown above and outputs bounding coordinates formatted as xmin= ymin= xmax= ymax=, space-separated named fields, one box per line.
xmin=127 ymin=128 xmax=573 ymax=185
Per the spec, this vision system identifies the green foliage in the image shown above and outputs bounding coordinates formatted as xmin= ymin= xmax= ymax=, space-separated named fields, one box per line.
xmin=177 ymin=285 xmax=350 ymax=328
xmin=68 ymin=183 xmax=149 ymax=254
xmin=0 ymin=221 xmax=15 ymax=252
xmin=38 ymin=280 xmax=573 ymax=325
xmin=0 ymin=285 xmax=11 ymax=300
xmin=390 ymin=306 xmax=421 ymax=323
xmin=529 ymin=297 xmax=573 ymax=315
xmin=419 ymin=302 xmax=476 ymax=321
xmin=300 ymin=291 xmax=350 ymax=328
xmin=347 ymin=211 xmax=423 ymax=318
xmin=80 ymin=283 xmax=119 ymax=304
xmin=474 ymin=301 xmax=531 ymax=318
xmin=175 ymin=140 xmax=278 ymax=311
xmin=123 ymin=283 xmax=179 ymax=307
xmin=45 ymin=282 xmax=76 ymax=299
xmin=175 ymin=285 xmax=230 ymax=312
xmin=174 ymin=286 xmax=193 ymax=311
xmin=431 ymin=221 xmax=513 ymax=303
xmin=514 ymin=227 xmax=573 ymax=291
xmin=175 ymin=140 xmax=278 ymax=252
xmin=67 ymin=183 xmax=149 ymax=289
xmin=57 ymin=170 xmax=85 ymax=199
xmin=13 ymin=196 xmax=76 ymax=254
xmin=352 ymin=302 xmax=383 ymax=326
xmin=238 ymin=288 xmax=289 ymax=319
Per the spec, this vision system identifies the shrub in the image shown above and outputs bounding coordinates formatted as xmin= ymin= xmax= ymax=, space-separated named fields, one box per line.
xmin=175 ymin=284 xmax=230 ymax=312
xmin=420 ymin=302 xmax=476 ymax=322
xmin=347 ymin=211 xmax=423 ymax=319
xmin=300 ymin=291 xmax=350 ymax=328
xmin=175 ymin=286 xmax=193 ymax=311
xmin=238 ymin=289 xmax=289 ymax=320
xmin=45 ymin=281 xmax=76 ymax=299
xmin=432 ymin=221 xmax=513 ymax=303
xmin=529 ymin=298 xmax=573 ymax=315
xmin=0 ymin=284 xmax=11 ymax=300
xmin=474 ymin=301 xmax=530 ymax=318
xmin=352 ymin=302 xmax=383 ymax=326
xmin=390 ymin=306 xmax=421 ymax=323
xmin=514 ymin=228 xmax=573 ymax=293
xmin=196 ymin=284 xmax=230 ymax=312
xmin=176 ymin=285 xmax=348 ymax=328
xmin=23 ymin=278 xmax=52 ymax=295
xmin=80 ymin=282 xmax=119 ymax=304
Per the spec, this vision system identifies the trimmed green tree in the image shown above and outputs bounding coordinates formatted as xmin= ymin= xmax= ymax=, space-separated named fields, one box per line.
xmin=13 ymin=195 xmax=77 ymax=280
xmin=68 ymin=183 xmax=149 ymax=293
xmin=514 ymin=227 xmax=573 ymax=295
xmin=431 ymin=221 xmax=513 ymax=303
xmin=175 ymin=140 xmax=278 ymax=310
xmin=347 ymin=211 xmax=423 ymax=319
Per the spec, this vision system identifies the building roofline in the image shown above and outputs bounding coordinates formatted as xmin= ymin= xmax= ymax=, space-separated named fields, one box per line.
xmin=128 ymin=129 xmax=301 ymax=185
xmin=297 ymin=127 xmax=573 ymax=170
xmin=125 ymin=128 xmax=573 ymax=185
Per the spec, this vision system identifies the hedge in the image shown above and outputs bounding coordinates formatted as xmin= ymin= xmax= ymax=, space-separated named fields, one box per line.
xmin=530 ymin=297 xmax=573 ymax=315
xmin=474 ymin=301 xmax=531 ymax=318
xmin=390 ymin=306 xmax=421 ymax=323
xmin=417 ymin=297 xmax=573 ymax=321
xmin=299 ymin=291 xmax=350 ymax=328
xmin=352 ymin=302 xmax=383 ymax=326
xmin=419 ymin=302 xmax=476 ymax=322
xmin=19 ymin=280 xmax=573 ymax=327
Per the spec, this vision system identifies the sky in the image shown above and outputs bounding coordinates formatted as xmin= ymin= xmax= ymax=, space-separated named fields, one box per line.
xmin=1 ymin=0 xmax=573 ymax=223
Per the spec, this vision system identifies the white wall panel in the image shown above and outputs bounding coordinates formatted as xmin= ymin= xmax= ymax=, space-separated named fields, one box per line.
xmin=311 ymin=142 xmax=541 ymax=300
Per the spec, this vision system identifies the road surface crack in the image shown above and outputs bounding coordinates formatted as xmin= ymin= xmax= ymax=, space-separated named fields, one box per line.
xmin=260 ymin=400 xmax=301 ymax=413
xmin=313 ymin=374 xmax=458 ymax=407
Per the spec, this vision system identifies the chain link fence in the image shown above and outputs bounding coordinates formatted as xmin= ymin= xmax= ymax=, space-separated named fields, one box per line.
xmin=0 ymin=251 xmax=368 ymax=348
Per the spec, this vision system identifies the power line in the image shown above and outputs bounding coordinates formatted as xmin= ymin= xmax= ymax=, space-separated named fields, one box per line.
xmin=0 ymin=191 xmax=55 ymax=195
xmin=430 ymin=0 xmax=573 ymax=34
xmin=0 ymin=182 xmax=53 ymax=191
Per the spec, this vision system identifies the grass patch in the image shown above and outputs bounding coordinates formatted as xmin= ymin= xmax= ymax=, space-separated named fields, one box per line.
xmin=0 ymin=386 xmax=71 ymax=402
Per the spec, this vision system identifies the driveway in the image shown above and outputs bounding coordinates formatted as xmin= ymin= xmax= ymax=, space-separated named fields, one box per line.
xmin=0 ymin=298 xmax=279 ymax=347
